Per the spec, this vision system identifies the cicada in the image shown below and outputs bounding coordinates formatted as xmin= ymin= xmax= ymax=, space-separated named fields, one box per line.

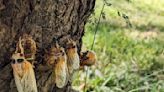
xmin=11 ymin=37 xmax=38 ymax=92
xmin=45 ymin=42 xmax=68 ymax=88
xmin=80 ymin=50 xmax=96 ymax=68
xmin=65 ymin=39 xmax=80 ymax=76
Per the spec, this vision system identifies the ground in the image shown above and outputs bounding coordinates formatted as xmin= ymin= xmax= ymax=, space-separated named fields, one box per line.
xmin=73 ymin=0 xmax=164 ymax=92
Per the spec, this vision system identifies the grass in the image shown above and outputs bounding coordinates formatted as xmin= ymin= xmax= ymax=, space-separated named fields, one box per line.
xmin=73 ymin=0 xmax=164 ymax=92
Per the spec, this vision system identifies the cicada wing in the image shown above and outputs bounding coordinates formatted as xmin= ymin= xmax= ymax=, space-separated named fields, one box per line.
xmin=21 ymin=61 xmax=38 ymax=92
xmin=27 ymin=62 xmax=38 ymax=92
xmin=13 ymin=70 xmax=23 ymax=92
xmin=55 ymin=61 xmax=67 ymax=88
xmin=67 ymin=58 xmax=74 ymax=75
xmin=28 ymin=67 xmax=38 ymax=92
xmin=12 ymin=63 xmax=25 ymax=92
xmin=67 ymin=52 xmax=80 ymax=74
xmin=72 ymin=53 xmax=80 ymax=70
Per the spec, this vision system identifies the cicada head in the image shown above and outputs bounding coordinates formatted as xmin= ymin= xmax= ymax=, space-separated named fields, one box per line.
xmin=65 ymin=38 xmax=77 ymax=54
xmin=46 ymin=42 xmax=65 ymax=65
xmin=11 ymin=52 xmax=25 ymax=78
xmin=12 ymin=52 xmax=24 ymax=60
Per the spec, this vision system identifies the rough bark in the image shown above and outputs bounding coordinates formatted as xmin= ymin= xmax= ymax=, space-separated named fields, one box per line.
xmin=0 ymin=0 xmax=95 ymax=92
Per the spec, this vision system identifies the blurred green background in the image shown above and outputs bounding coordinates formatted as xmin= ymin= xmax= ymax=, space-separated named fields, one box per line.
xmin=73 ymin=0 xmax=164 ymax=92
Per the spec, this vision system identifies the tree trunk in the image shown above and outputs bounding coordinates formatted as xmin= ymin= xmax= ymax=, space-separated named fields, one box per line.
xmin=0 ymin=0 xmax=95 ymax=92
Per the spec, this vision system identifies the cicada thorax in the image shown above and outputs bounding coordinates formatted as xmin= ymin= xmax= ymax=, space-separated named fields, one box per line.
xmin=12 ymin=62 xmax=25 ymax=78
xmin=45 ymin=46 xmax=60 ymax=67
xmin=45 ymin=43 xmax=68 ymax=88
xmin=65 ymin=39 xmax=80 ymax=76
xmin=11 ymin=37 xmax=38 ymax=92
xmin=11 ymin=60 xmax=30 ymax=78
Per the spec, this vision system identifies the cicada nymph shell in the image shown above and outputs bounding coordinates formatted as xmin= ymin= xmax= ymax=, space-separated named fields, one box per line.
xmin=65 ymin=39 xmax=80 ymax=76
xmin=21 ymin=34 xmax=37 ymax=64
xmin=80 ymin=50 xmax=96 ymax=68
xmin=11 ymin=38 xmax=38 ymax=92
xmin=45 ymin=42 xmax=68 ymax=88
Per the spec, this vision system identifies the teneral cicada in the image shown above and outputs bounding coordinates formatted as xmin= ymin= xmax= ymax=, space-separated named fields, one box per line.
xmin=45 ymin=42 xmax=68 ymax=88
xmin=11 ymin=37 xmax=38 ymax=92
